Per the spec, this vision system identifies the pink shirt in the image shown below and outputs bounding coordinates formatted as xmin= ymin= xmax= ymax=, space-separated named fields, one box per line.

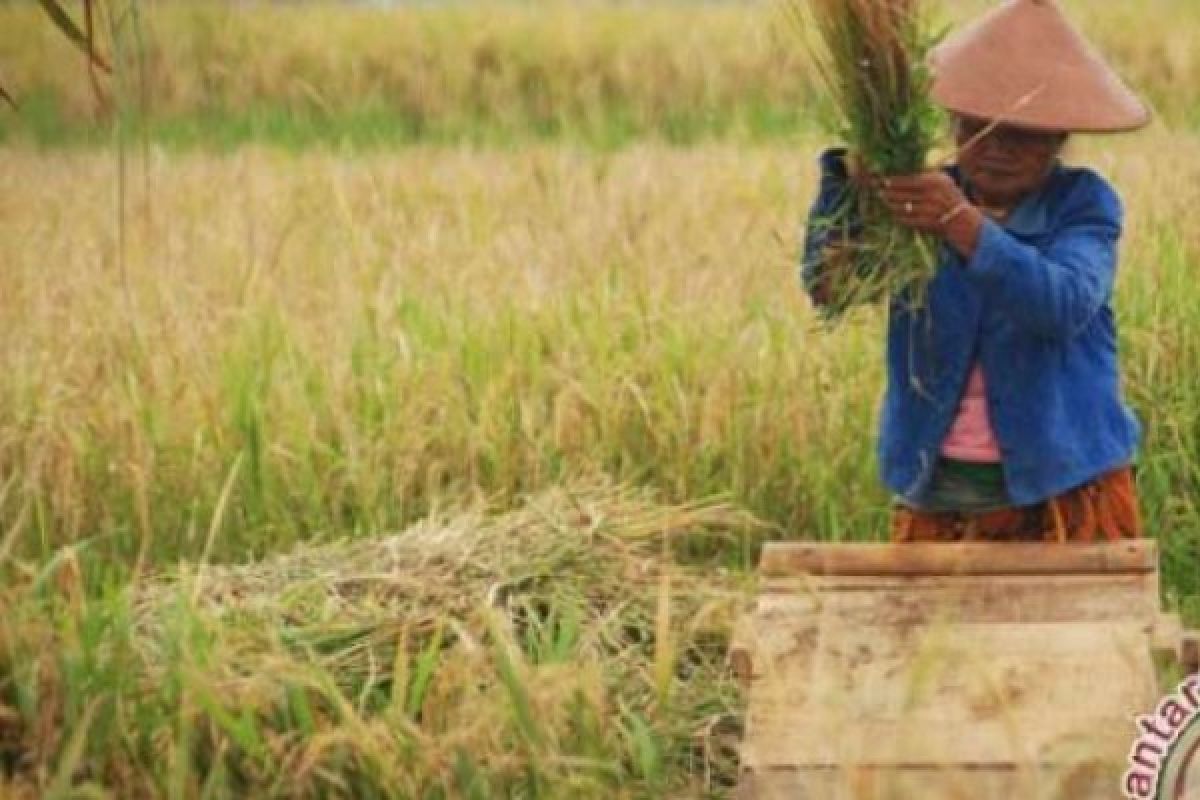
xmin=940 ymin=363 xmax=1002 ymax=462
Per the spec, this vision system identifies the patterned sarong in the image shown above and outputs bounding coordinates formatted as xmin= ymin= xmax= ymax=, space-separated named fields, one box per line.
xmin=891 ymin=466 xmax=1143 ymax=542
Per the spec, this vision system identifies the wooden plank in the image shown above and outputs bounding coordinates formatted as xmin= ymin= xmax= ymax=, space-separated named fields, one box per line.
xmin=741 ymin=621 xmax=1156 ymax=767
xmin=742 ymin=714 xmax=1138 ymax=768
xmin=759 ymin=540 xmax=1156 ymax=577
xmin=738 ymin=760 xmax=1120 ymax=800
xmin=734 ymin=573 xmax=1160 ymax=684
xmin=737 ymin=539 xmax=1168 ymax=798
xmin=758 ymin=574 xmax=1161 ymax=624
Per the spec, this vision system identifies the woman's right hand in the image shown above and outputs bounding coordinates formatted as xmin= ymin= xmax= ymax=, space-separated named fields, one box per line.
xmin=876 ymin=171 xmax=985 ymax=259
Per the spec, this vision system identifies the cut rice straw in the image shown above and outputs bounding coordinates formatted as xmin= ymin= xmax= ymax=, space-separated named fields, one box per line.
xmin=0 ymin=482 xmax=761 ymax=796
xmin=789 ymin=0 xmax=945 ymax=317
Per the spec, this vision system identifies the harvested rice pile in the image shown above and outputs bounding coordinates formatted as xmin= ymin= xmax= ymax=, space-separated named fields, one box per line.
xmin=0 ymin=483 xmax=759 ymax=798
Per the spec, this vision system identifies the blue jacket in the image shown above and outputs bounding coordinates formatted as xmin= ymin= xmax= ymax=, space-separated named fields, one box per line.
xmin=800 ymin=149 xmax=1141 ymax=507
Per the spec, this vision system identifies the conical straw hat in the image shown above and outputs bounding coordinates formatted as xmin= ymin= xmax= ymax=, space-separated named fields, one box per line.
xmin=930 ymin=0 xmax=1151 ymax=133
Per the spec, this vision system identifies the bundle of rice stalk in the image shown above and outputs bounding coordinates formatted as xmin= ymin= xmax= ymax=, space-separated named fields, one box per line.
xmin=794 ymin=0 xmax=945 ymax=315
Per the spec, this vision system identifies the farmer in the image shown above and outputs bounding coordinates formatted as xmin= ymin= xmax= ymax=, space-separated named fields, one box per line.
xmin=800 ymin=0 xmax=1152 ymax=542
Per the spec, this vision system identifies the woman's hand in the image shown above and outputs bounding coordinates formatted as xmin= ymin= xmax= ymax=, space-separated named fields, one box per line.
xmin=877 ymin=171 xmax=986 ymax=259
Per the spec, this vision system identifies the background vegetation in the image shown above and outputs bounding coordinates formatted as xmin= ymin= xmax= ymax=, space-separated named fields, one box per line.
xmin=1 ymin=1 xmax=1197 ymax=797
xmin=3 ymin=0 xmax=1200 ymax=147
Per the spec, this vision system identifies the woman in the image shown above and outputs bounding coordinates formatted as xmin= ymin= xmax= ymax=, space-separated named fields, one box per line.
xmin=800 ymin=0 xmax=1152 ymax=542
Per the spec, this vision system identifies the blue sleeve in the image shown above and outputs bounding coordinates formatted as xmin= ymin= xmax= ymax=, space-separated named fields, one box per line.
xmin=799 ymin=148 xmax=860 ymax=302
xmin=963 ymin=174 xmax=1122 ymax=341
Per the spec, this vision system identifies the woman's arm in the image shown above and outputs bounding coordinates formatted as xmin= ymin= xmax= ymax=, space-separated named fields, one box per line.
xmin=799 ymin=148 xmax=863 ymax=309
xmin=879 ymin=170 xmax=1122 ymax=341
xmin=963 ymin=185 xmax=1121 ymax=340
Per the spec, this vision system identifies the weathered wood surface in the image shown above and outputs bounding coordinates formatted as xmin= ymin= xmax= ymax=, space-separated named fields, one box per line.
xmin=736 ymin=541 xmax=1170 ymax=799
xmin=758 ymin=540 xmax=1156 ymax=577
xmin=733 ymin=572 xmax=1162 ymax=682
xmin=744 ymin=621 xmax=1155 ymax=765
xmin=736 ymin=763 xmax=1120 ymax=800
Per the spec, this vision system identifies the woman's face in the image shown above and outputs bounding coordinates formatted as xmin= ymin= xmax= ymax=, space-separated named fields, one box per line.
xmin=954 ymin=115 xmax=1067 ymax=208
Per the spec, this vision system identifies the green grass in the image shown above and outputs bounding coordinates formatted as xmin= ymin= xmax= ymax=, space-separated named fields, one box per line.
xmin=0 ymin=93 xmax=817 ymax=152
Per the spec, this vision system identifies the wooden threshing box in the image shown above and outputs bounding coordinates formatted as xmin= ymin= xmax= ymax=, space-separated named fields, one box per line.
xmin=732 ymin=540 xmax=1186 ymax=799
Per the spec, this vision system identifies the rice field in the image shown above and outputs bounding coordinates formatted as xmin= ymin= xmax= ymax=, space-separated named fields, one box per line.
xmin=3 ymin=0 xmax=1200 ymax=145
xmin=1 ymin=1 xmax=1199 ymax=797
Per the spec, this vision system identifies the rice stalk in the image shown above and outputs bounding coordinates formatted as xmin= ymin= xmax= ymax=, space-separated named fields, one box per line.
xmin=792 ymin=0 xmax=944 ymax=315
xmin=0 ymin=483 xmax=755 ymax=797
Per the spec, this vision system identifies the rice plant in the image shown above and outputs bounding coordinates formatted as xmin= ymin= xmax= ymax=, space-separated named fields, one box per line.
xmin=791 ymin=0 xmax=945 ymax=315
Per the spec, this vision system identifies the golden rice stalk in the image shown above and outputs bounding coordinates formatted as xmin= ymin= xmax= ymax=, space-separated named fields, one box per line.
xmin=792 ymin=0 xmax=945 ymax=316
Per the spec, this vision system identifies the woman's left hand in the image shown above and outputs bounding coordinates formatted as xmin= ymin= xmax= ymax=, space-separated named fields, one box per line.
xmin=878 ymin=171 xmax=984 ymax=258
